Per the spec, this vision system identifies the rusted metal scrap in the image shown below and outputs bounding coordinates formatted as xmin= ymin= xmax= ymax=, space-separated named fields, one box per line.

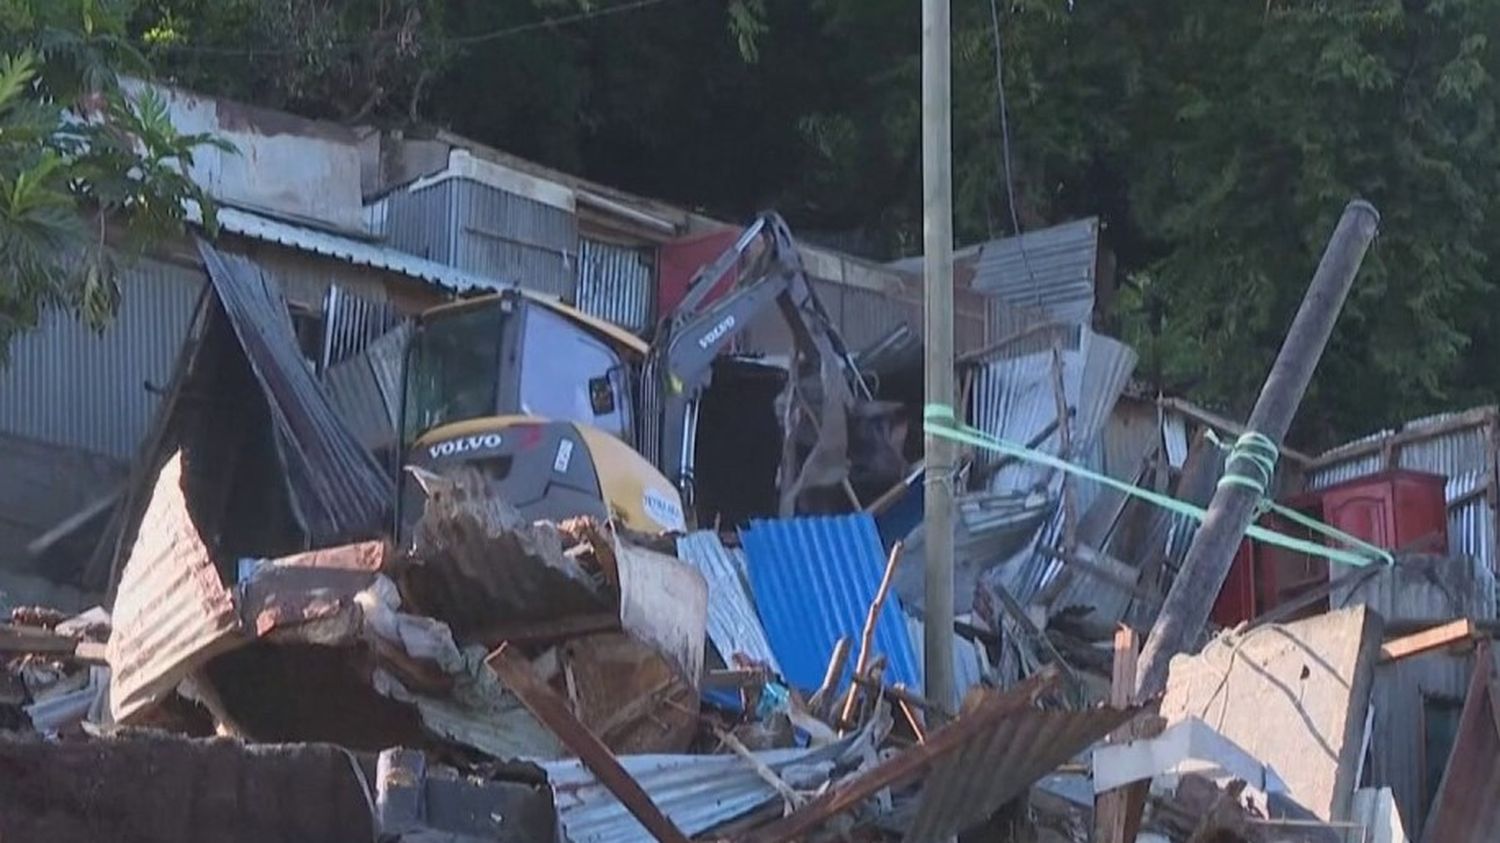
xmin=402 ymin=466 xmax=613 ymax=640
xmin=739 ymin=666 xmax=1137 ymax=843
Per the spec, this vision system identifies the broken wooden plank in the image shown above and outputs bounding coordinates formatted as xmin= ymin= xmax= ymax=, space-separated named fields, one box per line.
xmin=703 ymin=668 xmax=771 ymax=689
xmin=0 ymin=624 xmax=81 ymax=655
xmin=713 ymin=725 xmax=805 ymax=810
xmin=485 ymin=644 xmax=690 ymax=843
xmin=808 ymin=636 xmax=851 ymax=716
xmin=839 ymin=542 xmax=904 ymax=724
xmin=26 ymin=485 xmax=125 ymax=561
xmin=1380 ymin=619 xmax=1477 ymax=663
xmin=738 ymin=667 xmax=1062 ymax=843
xmin=1095 ymin=626 xmax=1146 ymax=843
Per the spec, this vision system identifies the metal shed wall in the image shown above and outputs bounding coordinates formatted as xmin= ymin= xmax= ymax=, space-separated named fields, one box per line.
xmin=577 ymin=238 xmax=654 ymax=333
xmin=372 ymin=178 xmax=578 ymax=299
xmin=0 ymin=257 xmax=203 ymax=461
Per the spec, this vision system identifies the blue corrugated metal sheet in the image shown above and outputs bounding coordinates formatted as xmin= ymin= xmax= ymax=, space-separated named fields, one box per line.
xmin=0 ymin=256 xmax=202 ymax=460
xmin=739 ymin=514 xmax=919 ymax=693
xmin=199 ymin=241 xmax=393 ymax=544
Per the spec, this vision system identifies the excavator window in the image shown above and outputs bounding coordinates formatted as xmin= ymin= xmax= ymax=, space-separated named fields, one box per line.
xmin=516 ymin=305 xmax=633 ymax=441
xmin=402 ymin=302 xmax=505 ymax=445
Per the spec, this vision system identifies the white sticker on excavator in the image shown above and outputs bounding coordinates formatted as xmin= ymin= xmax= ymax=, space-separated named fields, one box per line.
xmin=643 ymin=488 xmax=687 ymax=532
xmin=553 ymin=439 xmax=574 ymax=473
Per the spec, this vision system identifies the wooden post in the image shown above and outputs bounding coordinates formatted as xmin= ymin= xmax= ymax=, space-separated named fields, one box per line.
xmin=1136 ymin=200 xmax=1380 ymax=698
xmin=840 ymin=542 xmax=905 ymax=724
xmin=1094 ymin=627 xmax=1144 ymax=843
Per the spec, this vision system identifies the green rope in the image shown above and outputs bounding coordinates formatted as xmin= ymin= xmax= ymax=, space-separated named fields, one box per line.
xmin=923 ymin=403 xmax=1394 ymax=568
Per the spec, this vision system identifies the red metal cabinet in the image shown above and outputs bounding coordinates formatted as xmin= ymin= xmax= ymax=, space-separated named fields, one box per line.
xmin=1319 ymin=469 xmax=1448 ymax=555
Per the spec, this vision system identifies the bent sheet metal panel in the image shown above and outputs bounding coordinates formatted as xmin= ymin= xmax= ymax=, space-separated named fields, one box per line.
xmin=675 ymin=531 xmax=781 ymax=673
xmin=198 ymin=240 xmax=393 ymax=544
xmin=903 ymin=704 xmax=1137 ymax=842
xmin=541 ymin=739 xmax=862 ymax=843
xmin=740 ymin=513 xmax=920 ymax=694
xmin=107 ymin=451 xmax=245 ymax=722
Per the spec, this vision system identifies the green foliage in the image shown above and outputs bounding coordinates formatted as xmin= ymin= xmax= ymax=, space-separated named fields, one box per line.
xmin=0 ymin=0 xmax=226 ymax=361
xmin=106 ymin=0 xmax=1500 ymax=444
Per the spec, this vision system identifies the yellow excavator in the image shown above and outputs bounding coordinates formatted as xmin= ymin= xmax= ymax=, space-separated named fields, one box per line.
xmin=395 ymin=212 xmax=902 ymax=537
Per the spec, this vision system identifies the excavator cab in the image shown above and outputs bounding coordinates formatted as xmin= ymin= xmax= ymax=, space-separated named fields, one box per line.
xmin=395 ymin=289 xmax=687 ymax=540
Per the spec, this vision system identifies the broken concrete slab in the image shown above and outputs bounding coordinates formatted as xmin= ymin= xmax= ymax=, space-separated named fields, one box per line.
xmin=374 ymin=747 xmax=556 ymax=842
xmin=1158 ymin=606 xmax=1382 ymax=822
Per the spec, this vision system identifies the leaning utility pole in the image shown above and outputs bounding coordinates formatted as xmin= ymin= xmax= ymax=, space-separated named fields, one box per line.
xmin=921 ymin=0 xmax=956 ymax=711
xmin=1135 ymin=200 xmax=1380 ymax=699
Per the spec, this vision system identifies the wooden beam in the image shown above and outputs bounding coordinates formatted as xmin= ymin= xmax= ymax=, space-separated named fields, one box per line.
xmin=1095 ymin=627 xmax=1144 ymax=843
xmin=840 ymin=542 xmax=905 ymax=724
xmin=26 ymin=486 xmax=124 ymax=561
xmin=486 ymin=644 xmax=690 ymax=843
xmin=738 ymin=667 xmax=1062 ymax=843
xmin=1380 ymin=619 xmax=1477 ymax=663
xmin=1157 ymin=396 xmax=1315 ymax=466
xmin=0 ymin=624 xmax=80 ymax=655
xmin=807 ymin=636 xmax=851 ymax=715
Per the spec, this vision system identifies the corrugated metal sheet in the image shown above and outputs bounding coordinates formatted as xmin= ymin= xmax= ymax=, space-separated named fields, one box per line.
xmin=322 ymin=322 xmax=410 ymax=453
xmin=578 ymin=238 xmax=654 ymax=334
xmin=905 ymin=614 xmax=987 ymax=700
xmin=1310 ymin=411 xmax=1499 ymax=575
xmin=740 ymin=514 xmax=920 ymax=694
xmin=199 ymin=241 xmax=393 ymax=544
xmin=1422 ymin=642 xmax=1500 ymax=843
xmin=904 ymin=703 xmax=1137 ymax=841
xmin=0 ymin=257 xmax=201 ymax=460
xmin=540 ymin=736 xmax=867 ymax=843
xmin=106 ymin=452 xmax=244 ymax=722
xmin=371 ymin=178 xmax=579 ymax=298
xmin=320 ymin=285 xmax=401 ymax=370
xmin=216 ymin=205 xmax=509 ymax=293
xmin=675 ymin=532 xmax=780 ymax=673
xmin=453 ymin=179 xmax=578 ymax=299
xmin=972 ymin=218 xmax=1099 ymax=325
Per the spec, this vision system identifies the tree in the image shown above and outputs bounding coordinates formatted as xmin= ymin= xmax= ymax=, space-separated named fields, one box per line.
xmin=0 ymin=0 xmax=227 ymax=363
xmin=118 ymin=0 xmax=1500 ymax=445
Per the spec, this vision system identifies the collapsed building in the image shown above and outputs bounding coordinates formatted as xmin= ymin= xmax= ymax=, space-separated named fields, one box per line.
xmin=0 ymin=80 xmax=1495 ymax=843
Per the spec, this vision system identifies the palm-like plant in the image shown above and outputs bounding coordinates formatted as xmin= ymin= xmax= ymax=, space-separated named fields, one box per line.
xmin=0 ymin=0 xmax=229 ymax=361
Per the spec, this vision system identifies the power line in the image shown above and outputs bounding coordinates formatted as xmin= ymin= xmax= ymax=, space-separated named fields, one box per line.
xmin=987 ymin=0 xmax=1040 ymax=296
xmin=143 ymin=0 xmax=679 ymax=57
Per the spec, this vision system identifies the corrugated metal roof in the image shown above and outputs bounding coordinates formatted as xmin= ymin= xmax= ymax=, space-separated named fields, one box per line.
xmin=1310 ymin=410 xmax=1499 ymax=575
xmin=216 ymin=206 xmax=511 ymax=293
xmin=540 ymin=736 xmax=866 ymax=843
xmin=903 ymin=703 xmax=1136 ymax=841
xmin=106 ymin=452 xmax=245 ymax=722
xmin=972 ymin=218 xmax=1100 ymax=325
xmin=740 ymin=514 xmax=920 ymax=694
xmin=0 ymin=256 xmax=202 ymax=460
xmin=675 ymin=532 xmax=781 ymax=673
xmin=199 ymin=241 xmax=394 ymax=545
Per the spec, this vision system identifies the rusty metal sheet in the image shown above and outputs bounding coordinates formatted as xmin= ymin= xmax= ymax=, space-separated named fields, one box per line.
xmin=1422 ymin=641 xmax=1500 ymax=843
xmin=405 ymin=469 xmax=612 ymax=641
xmin=903 ymin=702 xmax=1138 ymax=842
xmin=107 ymin=451 xmax=245 ymax=722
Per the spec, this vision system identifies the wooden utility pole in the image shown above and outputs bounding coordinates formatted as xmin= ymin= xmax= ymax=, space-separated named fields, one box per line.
xmin=922 ymin=0 xmax=956 ymax=712
xmin=1135 ymin=200 xmax=1380 ymax=698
